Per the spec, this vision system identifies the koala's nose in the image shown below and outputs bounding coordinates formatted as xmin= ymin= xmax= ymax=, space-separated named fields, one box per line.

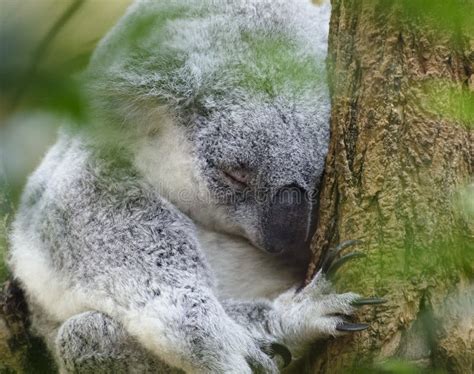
xmin=262 ymin=184 xmax=313 ymax=255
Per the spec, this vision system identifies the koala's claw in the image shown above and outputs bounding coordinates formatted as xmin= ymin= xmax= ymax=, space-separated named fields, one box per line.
xmin=326 ymin=252 xmax=366 ymax=278
xmin=335 ymin=322 xmax=369 ymax=332
xmin=351 ymin=297 xmax=387 ymax=306
xmin=268 ymin=343 xmax=292 ymax=368
xmin=321 ymin=239 xmax=363 ymax=274
xmin=246 ymin=350 xmax=279 ymax=374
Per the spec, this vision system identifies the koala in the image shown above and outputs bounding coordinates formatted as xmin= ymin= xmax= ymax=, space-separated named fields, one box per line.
xmin=8 ymin=0 xmax=383 ymax=373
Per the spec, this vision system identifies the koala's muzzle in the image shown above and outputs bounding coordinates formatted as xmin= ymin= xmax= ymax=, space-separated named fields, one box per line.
xmin=262 ymin=184 xmax=313 ymax=255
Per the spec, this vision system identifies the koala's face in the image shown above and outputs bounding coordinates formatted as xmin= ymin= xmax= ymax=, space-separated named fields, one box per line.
xmin=189 ymin=99 xmax=329 ymax=261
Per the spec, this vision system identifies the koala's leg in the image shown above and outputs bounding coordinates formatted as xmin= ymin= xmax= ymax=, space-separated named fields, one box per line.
xmin=55 ymin=311 xmax=177 ymax=374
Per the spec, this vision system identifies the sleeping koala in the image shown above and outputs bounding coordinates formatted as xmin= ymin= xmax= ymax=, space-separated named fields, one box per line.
xmin=9 ymin=0 xmax=382 ymax=372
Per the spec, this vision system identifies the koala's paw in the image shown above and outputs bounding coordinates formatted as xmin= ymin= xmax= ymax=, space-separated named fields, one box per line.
xmin=212 ymin=328 xmax=282 ymax=374
xmin=273 ymin=240 xmax=385 ymax=356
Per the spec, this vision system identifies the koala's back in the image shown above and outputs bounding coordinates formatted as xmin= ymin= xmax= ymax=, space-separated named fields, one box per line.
xmin=9 ymin=136 xmax=93 ymax=324
xmin=9 ymin=135 xmax=204 ymax=321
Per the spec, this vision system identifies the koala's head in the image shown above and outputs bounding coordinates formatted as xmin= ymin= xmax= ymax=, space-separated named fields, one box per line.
xmin=189 ymin=100 xmax=329 ymax=261
xmin=86 ymin=0 xmax=331 ymax=261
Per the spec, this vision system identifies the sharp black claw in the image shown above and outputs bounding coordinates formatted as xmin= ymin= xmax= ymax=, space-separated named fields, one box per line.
xmin=334 ymin=239 xmax=364 ymax=252
xmin=351 ymin=297 xmax=387 ymax=306
xmin=321 ymin=240 xmax=363 ymax=274
xmin=269 ymin=342 xmax=292 ymax=368
xmin=336 ymin=322 xmax=369 ymax=332
xmin=326 ymin=252 xmax=366 ymax=277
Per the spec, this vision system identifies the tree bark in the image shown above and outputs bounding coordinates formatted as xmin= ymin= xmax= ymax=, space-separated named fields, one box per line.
xmin=302 ymin=1 xmax=473 ymax=373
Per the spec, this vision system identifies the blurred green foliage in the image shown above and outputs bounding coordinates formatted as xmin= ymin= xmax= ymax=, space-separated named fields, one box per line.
xmin=422 ymin=80 xmax=474 ymax=128
xmin=0 ymin=0 xmax=89 ymax=284
xmin=0 ymin=0 xmax=130 ymax=283
xmin=237 ymin=32 xmax=325 ymax=97
xmin=351 ymin=359 xmax=446 ymax=374
xmin=0 ymin=0 xmax=131 ymax=122
xmin=0 ymin=0 xmax=87 ymax=121
xmin=397 ymin=0 xmax=474 ymax=34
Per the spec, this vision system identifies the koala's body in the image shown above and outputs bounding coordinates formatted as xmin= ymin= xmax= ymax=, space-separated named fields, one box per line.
xmin=9 ymin=1 xmax=369 ymax=373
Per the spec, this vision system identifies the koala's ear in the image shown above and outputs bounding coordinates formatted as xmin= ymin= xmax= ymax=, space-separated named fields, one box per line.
xmin=84 ymin=0 xmax=192 ymax=131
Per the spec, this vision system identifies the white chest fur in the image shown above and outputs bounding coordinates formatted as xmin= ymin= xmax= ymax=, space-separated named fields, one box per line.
xmin=196 ymin=226 xmax=303 ymax=301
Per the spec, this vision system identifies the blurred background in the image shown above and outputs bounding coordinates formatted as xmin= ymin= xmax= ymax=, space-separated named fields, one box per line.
xmin=0 ymin=0 xmax=132 ymax=281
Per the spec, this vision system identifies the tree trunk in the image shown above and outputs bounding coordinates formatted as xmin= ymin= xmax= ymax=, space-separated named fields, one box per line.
xmin=302 ymin=1 xmax=473 ymax=373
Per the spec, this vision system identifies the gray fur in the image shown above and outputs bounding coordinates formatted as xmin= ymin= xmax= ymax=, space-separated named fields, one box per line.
xmin=8 ymin=1 xmax=363 ymax=373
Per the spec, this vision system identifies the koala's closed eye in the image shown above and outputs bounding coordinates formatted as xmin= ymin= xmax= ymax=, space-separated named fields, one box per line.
xmin=222 ymin=168 xmax=251 ymax=188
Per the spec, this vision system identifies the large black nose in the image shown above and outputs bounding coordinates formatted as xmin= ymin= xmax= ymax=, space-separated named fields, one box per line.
xmin=262 ymin=184 xmax=313 ymax=255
